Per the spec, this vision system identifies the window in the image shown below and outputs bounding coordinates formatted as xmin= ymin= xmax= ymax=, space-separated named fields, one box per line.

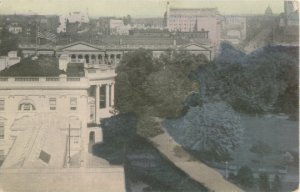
xmin=100 ymin=85 xmax=106 ymax=109
xmin=0 ymin=99 xmax=4 ymax=111
xmin=18 ymin=103 xmax=36 ymax=111
xmin=49 ymin=98 xmax=56 ymax=110
xmin=70 ymin=97 xmax=77 ymax=110
xmin=0 ymin=122 xmax=4 ymax=139
xmin=23 ymin=104 xmax=31 ymax=111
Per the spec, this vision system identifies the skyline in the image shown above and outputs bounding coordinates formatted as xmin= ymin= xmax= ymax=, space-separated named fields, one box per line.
xmin=0 ymin=0 xmax=284 ymax=18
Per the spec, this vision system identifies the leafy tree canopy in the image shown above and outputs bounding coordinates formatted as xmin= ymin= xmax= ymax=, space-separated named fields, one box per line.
xmin=236 ymin=165 xmax=255 ymax=188
xmin=198 ymin=42 xmax=298 ymax=115
xmin=115 ymin=49 xmax=208 ymax=118
xmin=164 ymin=101 xmax=243 ymax=159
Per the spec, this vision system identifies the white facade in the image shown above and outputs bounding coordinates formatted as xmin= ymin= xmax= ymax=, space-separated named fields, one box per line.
xmin=109 ymin=19 xmax=130 ymax=35
xmin=8 ymin=25 xmax=22 ymax=34
xmin=221 ymin=16 xmax=246 ymax=45
xmin=57 ymin=11 xmax=90 ymax=33
xmin=0 ymin=43 xmax=116 ymax=169
xmin=167 ymin=8 xmax=221 ymax=51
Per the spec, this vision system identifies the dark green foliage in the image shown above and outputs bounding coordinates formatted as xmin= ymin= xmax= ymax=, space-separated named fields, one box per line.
xmin=101 ymin=113 xmax=137 ymax=144
xmin=236 ymin=166 xmax=254 ymax=188
xmin=115 ymin=49 xmax=207 ymax=118
xmin=250 ymin=141 xmax=272 ymax=158
xmin=271 ymin=175 xmax=282 ymax=192
xmin=115 ymin=49 xmax=208 ymax=137
xmin=164 ymin=102 xmax=243 ymax=161
xmin=66 ymin=63 xmax=85 ymax=77
xmin=198 ymin=42 xmax=298 ymax=115
xmin=115 ymin=49 xmax=155 ymax=114
xmin=136 ymin=116 xmax=164 ymax=138
xmin=0 ymin=56 xmax=61 ymax=76
xmin=259 ymin=173 xmax=270 ymax=192
xmin=0 ymin=27 xmax=19 ymax=56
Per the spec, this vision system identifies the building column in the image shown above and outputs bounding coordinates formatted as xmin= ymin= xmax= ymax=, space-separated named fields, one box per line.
xmin=113 ymin=55 xmax=116 ymax=66
xmin=108 ymin=54 xmax=112 ymax=65
xmin=111 ymin=83 xmax=114 ymax=106
xmin=95 ymin=85 xmax=100 ymax=124
xmin=105 ymin=84 xmax=110 ymax=108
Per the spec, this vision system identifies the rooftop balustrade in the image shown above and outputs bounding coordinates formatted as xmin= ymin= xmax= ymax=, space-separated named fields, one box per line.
xmin=0 ymin=76 xmax=90 ymax=90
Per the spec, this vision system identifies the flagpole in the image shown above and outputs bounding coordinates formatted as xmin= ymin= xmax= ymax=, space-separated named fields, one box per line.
xmin=35 ymin=24 xmax=39 ymax=55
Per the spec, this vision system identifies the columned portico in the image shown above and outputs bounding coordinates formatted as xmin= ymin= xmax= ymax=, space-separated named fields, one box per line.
xmin=95 ymin=85 xmax=100 ymax=124
xmin=111 ymin=83 xmax=115 ymax=106
xmin=105 ymin=84 xmax=110 ymax=108
xmin=93 ymin=83 xmax=115 ymax=124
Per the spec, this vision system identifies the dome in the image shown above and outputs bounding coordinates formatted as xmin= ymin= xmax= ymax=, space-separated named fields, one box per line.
xmin=265 ymin=5 xmax=273 ymax=16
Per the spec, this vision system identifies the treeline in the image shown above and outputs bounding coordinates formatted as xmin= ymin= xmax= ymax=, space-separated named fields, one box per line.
xmin=198 ymin=43 xmax=298 ymax=118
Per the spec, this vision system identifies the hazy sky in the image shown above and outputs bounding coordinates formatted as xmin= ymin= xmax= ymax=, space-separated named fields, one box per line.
xmin=0 ymin=0 xmax=284 ymax=18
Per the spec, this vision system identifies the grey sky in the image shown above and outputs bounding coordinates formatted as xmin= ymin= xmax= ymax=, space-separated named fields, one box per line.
xmin=0 ymin=0 xmax=284 ymax=18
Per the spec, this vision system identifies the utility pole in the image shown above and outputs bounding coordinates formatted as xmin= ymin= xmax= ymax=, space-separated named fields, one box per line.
xmin=68 ymin=123 xmax=71 ymax=166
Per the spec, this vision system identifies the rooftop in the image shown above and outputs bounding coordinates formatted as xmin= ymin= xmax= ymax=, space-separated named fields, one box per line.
xmin=0 ymin=56 xmax=84 ymax=77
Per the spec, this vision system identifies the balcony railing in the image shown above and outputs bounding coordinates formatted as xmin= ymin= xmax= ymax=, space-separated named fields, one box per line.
xmin=15 ymin=77 xmax=39 ymax=81
xmin=0 ymin=77 xmax=88 ymax=83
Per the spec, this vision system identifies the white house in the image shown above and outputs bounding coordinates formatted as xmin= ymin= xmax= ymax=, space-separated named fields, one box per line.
xmin=0 ymin=43 xmax=116 ymax=170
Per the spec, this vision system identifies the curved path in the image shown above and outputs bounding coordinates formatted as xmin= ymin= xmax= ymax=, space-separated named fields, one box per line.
xmin=149 ymin=122 xmax=243 ymax=192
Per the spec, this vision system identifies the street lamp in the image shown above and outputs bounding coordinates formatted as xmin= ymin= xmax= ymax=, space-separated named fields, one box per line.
xmin=225 ymin=161 xmax=228 ymax=179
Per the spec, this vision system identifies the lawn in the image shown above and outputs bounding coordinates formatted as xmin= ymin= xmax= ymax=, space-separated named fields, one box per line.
xmin=231 ymin=114 xmax=298 ymax=169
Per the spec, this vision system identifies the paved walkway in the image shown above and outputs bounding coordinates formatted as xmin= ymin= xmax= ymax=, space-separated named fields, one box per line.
xmin=0 ymin=166 xmax=125 ymax=192
xmin=149 ymin=122 xmax=243 ymax=192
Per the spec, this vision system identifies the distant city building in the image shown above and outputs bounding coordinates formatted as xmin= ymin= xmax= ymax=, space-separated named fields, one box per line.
xmin=109 ymin=19 xmax=130 ymax=35
xmin=276 ymin=0 xmax=299 ymax=43
xmin=8 ymin=23 xmax=22 ymax=34
xmin=20 ymin=39 xmax=214 ymax=61
xmin=221 ymin=15 xmax=246 ymax=45
xmin=167 ymin=7 xmax=221 ymax=51
xmin=0 ymin=51 xmax=21 ymax=71
xmin=57 ymin=11 xmax=90 ymax=33
xmin=97 ymin=17 xmax=110 ymax=35
xmin=265 ymin=5 xmax=273 ymax=16
xmin=131 ymin=18 xmax=165 ymax=30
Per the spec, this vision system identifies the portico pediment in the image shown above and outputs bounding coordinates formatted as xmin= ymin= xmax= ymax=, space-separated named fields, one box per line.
xmin=57 ymin=42 xmax=101 ymax=52
xmin=181 ymin=43 xmax=210 ymax=51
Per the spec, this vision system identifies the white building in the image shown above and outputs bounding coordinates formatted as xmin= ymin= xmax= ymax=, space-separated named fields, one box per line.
xmin=4 ymin=41 xmax=214 ymax=168
xmin=167 ymin=8 xmax=221 ymax=51
xmin=0 ymin=42 xmax=116 ymax=170
xmin=221 ymin=16 xmax=246 ymax=45
xmin=8 ymin=23 xmax=22 ymax=34
xmin=57 ymin=11 xmax=90 ymax=33
xmin=0 ymin=51 xmax=21 ymax=71
xmin=109 ymin=19 xmax=130 ymax=35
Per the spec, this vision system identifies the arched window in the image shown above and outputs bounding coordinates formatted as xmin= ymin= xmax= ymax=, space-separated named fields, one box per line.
xmin=85 ymin=55 xmax=89 ymax=63
xmin=71 ymin=54 xmax=76 ymax=62
xmin=19 ymin=103 xmax=36 ymax=111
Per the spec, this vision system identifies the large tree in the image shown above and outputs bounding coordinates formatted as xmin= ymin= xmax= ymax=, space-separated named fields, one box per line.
xmin=165 ymin=101 xmax=243 ymax=159
xmin=115 ymin=49 xmax=208 ymax=137
xmin=198 ymin=43 xmax=298 ymax=115
xmin=0 ymin=27 xmax=19 ymax=56
xmin=115 ymin=49 xmax=207 ymax=118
